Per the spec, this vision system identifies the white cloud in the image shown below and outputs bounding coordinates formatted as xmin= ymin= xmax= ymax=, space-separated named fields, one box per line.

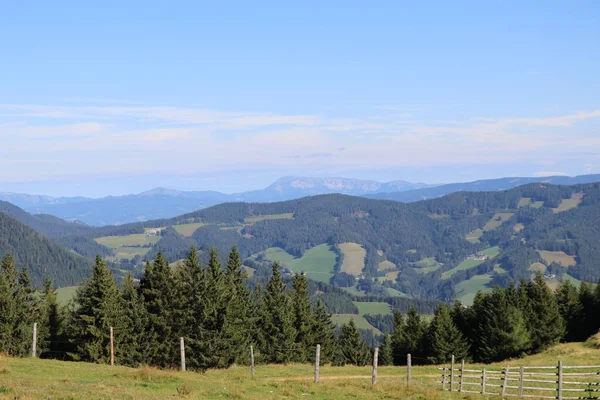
xmin=534 ymin=171 xmax=569 ymax=177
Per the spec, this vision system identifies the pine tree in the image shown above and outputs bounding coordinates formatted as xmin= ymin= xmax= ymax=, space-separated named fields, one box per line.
xmin=196 ymin=248 xmax=234 ymax=370
xmin=223 ymin=246 xmax=253 ymax=364
xmin=401 ymin=307 xmax=427 ymax=362
xmin=579 ymin=282 xmax=597 ymax=340
xmin=337 ymin=319 xmax=371 ymax=366
xmin=555 ymin=280 xmax=583 ymax=342
xmin=291 ymin=272 xmax=314 ymax=362
xmin=118 ymin=274 xmax=146 ymax=367
xmin=67 ymin=255 xmax=122 ymax=363
xmin=260 ymin=262 xmax=296 ymax=363
xmin=11 ymin=266 xmax=37 ymax=356
xmin=378 ymin=334 xmax=393 ymax=366
xmin=0 ymin=255 xmax=16 ymax=354
xmin=390 ymin=311 xmax=405 ymax=365
xmin=471 ymin=288 xmax=531 ymax=362
xmin=38 ymin=278 xmax=63 ymax=359
xmin=176 ymin=246 xmax=207 ymax=370
xmin=525 ymin=273 xmax=565 ymax=352
xmin=427 ymin=303 xmax=469 ymax=364
xmin=311 ymin=299 xmax=338 ymax=364
xmin=139 ymin=251 xmax=175 ymax=367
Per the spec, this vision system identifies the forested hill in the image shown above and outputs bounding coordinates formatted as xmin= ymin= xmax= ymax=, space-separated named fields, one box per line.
xmin=52 ymin=181 xmax=598 ymax=302
xmin=0 ymin=211 xmax=91 ymax=286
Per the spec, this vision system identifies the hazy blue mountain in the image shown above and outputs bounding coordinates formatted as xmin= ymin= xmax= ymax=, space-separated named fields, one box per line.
xmin=0 ymin=192 xmax=90 ymax=209
xmin=367 ymin=174 xmax=600 ymax=202
xmin=25 ymin=177 xmax=433 ymax=226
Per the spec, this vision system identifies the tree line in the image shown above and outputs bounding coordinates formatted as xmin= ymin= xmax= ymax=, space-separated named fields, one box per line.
xmin=378 ymin=274 xmax=600 ymax=365
xmin=1 ymin=249 xmax=599 ymax=370
xmin=0 ymin=249 xmax=374 ymax=369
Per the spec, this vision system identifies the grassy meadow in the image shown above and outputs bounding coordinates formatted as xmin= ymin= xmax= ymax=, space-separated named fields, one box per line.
xmin=261 ymin=244 xmax=337 ymax=283
xmin=353 ymin=301 xmax=391 ymax=315
xmin=172 ymin=222 xmax=206 ymax=237
xmin=338 ymin=242 xmax=366 ymax=276
xmin=1 ymin=342 xmax=599 ymax=399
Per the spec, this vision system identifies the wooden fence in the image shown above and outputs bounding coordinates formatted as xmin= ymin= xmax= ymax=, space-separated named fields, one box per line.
xmin=440 ymin=355 xmax=600 ymax=399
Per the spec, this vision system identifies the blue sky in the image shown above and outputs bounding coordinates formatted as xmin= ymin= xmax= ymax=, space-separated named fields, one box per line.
xmin=1 ymin=1 xmax=599 ymax=196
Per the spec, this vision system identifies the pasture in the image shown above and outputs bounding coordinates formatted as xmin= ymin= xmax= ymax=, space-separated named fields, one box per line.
xmin=338 ymin=242 xmax=366 ymax=276
xmin=172 ymin=222 xmax=206 ymax=236
xmin=330 ymin=314 xmax=382 ymax=334
xmin=552 ymin=192 xmax=583 ymax=213
xmin=377 ymin=260 xmax=396 ymax=271
xmin=538 ymin=250 xmax=576 ymax=267
xmin=262 ymin=244 xmax=337 ymax=283
xmin=483 ymin=212 xmax=514 ymax=231
xmin=465 ymin=228 xmax=483 ymax=243
xmin=353 ymin=301 xmax=391 ymax=315
xmin=441 ymin=247 xmax=500 ymax=279
xmin=1 ymin=342 xmax=599 ymax=400
xmin=454 ymin=274 xmax=493 ymax=305
xmin=95 ymin=233 xmax=160 ymax=249
xmin=56 ymin=285 xmax=79 ymax=306
xmin=244 ymin=213 xmax=294 ymax=224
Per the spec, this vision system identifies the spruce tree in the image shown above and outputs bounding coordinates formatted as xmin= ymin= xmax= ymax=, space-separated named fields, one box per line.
xmin=118 ymin=274 xmax=146 ymax=367
xmin=291 ymin=272 xmax=314 ymax=362
xmin=196 ymin=248 xmax=234 ymax=370
xmin=0 ymin=255 xmax=15 ymax=354
xmin=401 ymin=307 xmax=427 ymax=362
xmin=378 ymin=334 xmax=393 ymax=366
xmin=471 ymin=288 xmax=531 ymax=362
xmin=311 ymin=299 xmax=338 ymax=364
xmin=224 ymin=246 xmax=253 ymax=364
xmin=427 ymin=303 xmax=469 ymax=364
xmin=525 ymin=273 xmax=565 ymax=352
xmin=390 ymin=311 xmax=405 ymax=365
xmin=579 ymin=282 xmax=597 ymax=339
xmin=12 ymin=266 xmax=37 ymax=356
xmin=260 ymin=262 xmax=296 ymax=363
xmin=67 ymin=256 xmax=122 ymax=363
xmin=139 ymin=251 xmax=175 ymax=367
xmin=337 ymin=319 xmax=371 ymax=366
xmin=555 ymin=280 xmax=582 ymax=342
xmin=38 ymin=278 xmax=62 ymax=359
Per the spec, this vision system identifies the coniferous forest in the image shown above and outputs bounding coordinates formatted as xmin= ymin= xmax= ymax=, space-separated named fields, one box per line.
xmin=1 ymin=249 xmax=599 ymax=370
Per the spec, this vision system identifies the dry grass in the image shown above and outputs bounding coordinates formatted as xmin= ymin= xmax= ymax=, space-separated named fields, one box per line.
xmin=538 ymin=250 xmax=576 ymax=267
xmin=338 ymin=242 xmax=366 ymax=276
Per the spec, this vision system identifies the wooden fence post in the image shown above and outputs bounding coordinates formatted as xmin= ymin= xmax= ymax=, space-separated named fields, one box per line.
xmin=442 ymin=367 xmax=447 ymax=391
xmin=501 ymin=365 xmax=510 ymax=396
xmin=110 ymin=326 xmax=114 ymax=366
xmin=450 ymin=355 xmax=455 ymax=392
xmin=372 ymin=347 xmax=379 ymax=385
xmin=32 ymin=322 xmax=37 ymax=358
xmin=180 ymin=337 xmax=186 ymax=372
xmin=407 ymin=353 xmax=412 ymax=386
xmin=518 ymin=365 xmax=524 ymax=397
xmin=482 ymin=368 xmax=486 ymax=394
xmin=459 ymin=359 xmax=465 ymax=392
xmin=250 ymin=345 xmax=255 ymax=379
xmin=557 ymin=360 xmax=563 ymax=400
xmin=314 ymin=344 xmax=320 ymax=383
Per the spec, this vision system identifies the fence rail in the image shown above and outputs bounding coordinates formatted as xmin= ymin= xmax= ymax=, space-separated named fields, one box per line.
xmin=439 ymin=356 xmax=600 ymax=400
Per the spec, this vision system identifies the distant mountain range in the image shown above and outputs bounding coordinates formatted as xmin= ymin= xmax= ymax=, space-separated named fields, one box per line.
xmin=1 ymin=174 xmax=599 ymax=226
xmin=0 ymin=177 xmax=434 ymax=226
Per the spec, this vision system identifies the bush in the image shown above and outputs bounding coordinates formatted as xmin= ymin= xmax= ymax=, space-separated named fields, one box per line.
xmin=584 ymin=333 xmax=600 ymax=349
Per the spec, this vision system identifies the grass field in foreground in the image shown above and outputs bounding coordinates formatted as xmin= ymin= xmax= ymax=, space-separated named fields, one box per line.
xmin=1 ymin=342 xmax=599 ymax=400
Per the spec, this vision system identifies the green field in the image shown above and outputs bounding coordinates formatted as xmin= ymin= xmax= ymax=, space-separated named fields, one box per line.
xmin=377 ymin=260 xmax=396 ymax=271
xmin=441 ymin=247 xmax=500 ymax=279
xmin=244 ymin=213 xmax=294 ymax=224
xmin=114 ymin=246 xmax=151 ymax=260
xmin=552 ymin=193 xmax=583 ymax=213
xmin=455 ymin=274 xmax=493 ymax=305
xmin=338 ymin=242 xmax=366 ymax=276
xmin=56 ymin=286 xmax=79 ymax=306
xmin=483 ymin=212 xmax=514 ymax=231
xmin=1 ymin=342 xmax=599 ymax=400
xmin=95 ymin=234 xmax=160 ymax=249
xmin=531 ymin=200 xmax=544 ymax=208
xmin=538 ymin=250 xmax=576 ymax=266
xmin=353 ymin=301 xmax=391 ymax=315
xmin=529 ymin=262 xmax=547 ymax=272
xmin=411 ymin=257 xmax=441 ymax=274
xmin=465 ymin=228 xmax=483 ymax=243
xmin=518 ymin=197 xmax=532 ymax=207
xmin=386 ymin=287 xmax=408 ymax=297
xmin=172 ymin=222 xmax=206 ymax=236
xmin=330 ymin=315 xmax=381 ymax=334
xmin=339 ymin=284 xmax=365 ymax=297
xmin=262 ymin=244 xmax=336 ymax=283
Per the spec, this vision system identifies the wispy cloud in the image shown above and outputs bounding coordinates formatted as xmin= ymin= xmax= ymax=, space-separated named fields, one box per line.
xmin=1 ymin=102 xmax=599 ymax=182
